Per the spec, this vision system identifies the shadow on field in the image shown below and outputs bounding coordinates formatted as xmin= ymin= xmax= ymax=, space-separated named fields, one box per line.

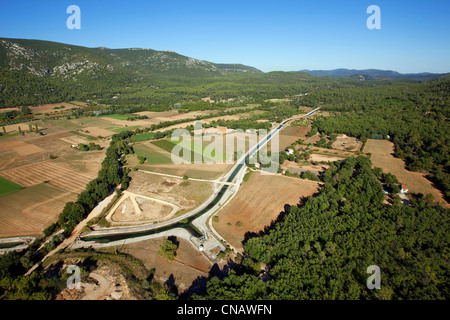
xmin=179 ymin=260 xmax=238 ymax=299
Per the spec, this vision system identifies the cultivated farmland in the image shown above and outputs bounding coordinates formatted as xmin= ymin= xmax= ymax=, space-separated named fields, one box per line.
xmin=213 ymin=171 xmax=321 ymax=251
xmin=0 ymin=176 xmax=22 ymax=196
xmin=0 ymin=183 xmax=77 ymax=237
xmin=0 ymin=160 xmax=96 ymax=193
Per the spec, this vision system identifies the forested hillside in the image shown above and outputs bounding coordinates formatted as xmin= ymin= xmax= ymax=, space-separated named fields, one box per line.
xmin=2 ymin=38 xmax=436 ymax=108
xmin=194 ymin=156 xmax=449 ymax=300
xmin=0 ymin=38 xmax=263 ymax=106
xmin=302 ymin=76 xmax=450 ymax=201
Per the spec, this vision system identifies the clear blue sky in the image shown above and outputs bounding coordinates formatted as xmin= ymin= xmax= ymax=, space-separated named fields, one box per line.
xmin=0 ymin=0 xmax=449 ymax=73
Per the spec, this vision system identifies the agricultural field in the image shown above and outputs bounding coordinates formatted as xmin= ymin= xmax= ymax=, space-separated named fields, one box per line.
xmin=130 ymin=132 xmax=155 ymax=142
xmin=151 ymin=137 xmax=230 ymax=163
xmin=277 ymin=125 xmax=310 ymax=151
xmin=0 ymin=176 xmax=22 ymax=196
xmin=213 ymin=171 xmax=321 ymax=251
xmin=303 ymin=132 xmax=322 ymax=145
xmin=127 ymin=134 xmax=237 ymax=179
xmin=0 ymin=160 xmax=98 ymax=193
xmin=0 ymin=115 xmax=108 ymax=238
xmin=0 ymin=183 xmax=77 ymax=237
xmin=141 ymin=163 xmax=232 ymax=180
xmin=364 ymin=139 xmax=448 ymax=207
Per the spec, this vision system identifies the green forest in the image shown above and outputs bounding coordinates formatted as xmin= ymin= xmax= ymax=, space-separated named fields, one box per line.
xmin=304 ymin=76 xmax=450 ymax=201
xmin=193 ymin=156 xmax=449 ymax=300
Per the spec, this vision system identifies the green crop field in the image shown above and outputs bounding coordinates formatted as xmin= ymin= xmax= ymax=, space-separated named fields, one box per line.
xmin=131 ymin=132 xmax=156 ymax=142
xmin=0 ymin=177 xmax=23 ymax=196
xmin=105 ymin=126 xmax=141 ymax=133
xmin=134 ymin=147 xmax=173 ymax=164
xmin=151 ymin=138 xmax=228 ymax=162
xmin=101 ymin=114 xmax=130 ymax=120
xmin=151 ymin=139 xmax=178 ymax=153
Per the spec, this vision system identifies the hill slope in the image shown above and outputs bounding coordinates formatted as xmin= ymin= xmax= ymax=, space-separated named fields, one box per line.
xmin=0 ymin=38 xmax=266 ymax=106
xmin=0 ymin=38 xmax=261 ymax=81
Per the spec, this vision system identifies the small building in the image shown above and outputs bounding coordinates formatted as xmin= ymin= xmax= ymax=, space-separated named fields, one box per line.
xmin=286 ymin=148 xmax=294 ymax=155
xmin=400 ymin=185 xmax=408 ymax=194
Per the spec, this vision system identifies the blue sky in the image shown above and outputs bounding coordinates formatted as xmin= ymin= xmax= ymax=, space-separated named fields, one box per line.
xmin=0 ymin=0 xmax=449 ymax=73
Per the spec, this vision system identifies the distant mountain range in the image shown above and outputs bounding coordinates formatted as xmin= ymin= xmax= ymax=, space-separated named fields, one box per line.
xmin=300 ymin=68 xmax=441 ymax=80
xmin=1 ymin=37 xmax=444 ymax=82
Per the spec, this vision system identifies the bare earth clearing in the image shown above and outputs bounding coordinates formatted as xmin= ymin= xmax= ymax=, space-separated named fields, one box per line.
xmin=332 ymin=134 xmax=362 ymax=152
xmin=364 ymin=139 xmax=448 ymax=207
xmin=117 ymin=237 xmax=213 ymax=294
xmin=125 ymin=170 xmax=214 ymax=217
xmin=55 ymin=260 xmax=133 ymax=300
xmin=281 ymin=160 xmax=330 ymax=175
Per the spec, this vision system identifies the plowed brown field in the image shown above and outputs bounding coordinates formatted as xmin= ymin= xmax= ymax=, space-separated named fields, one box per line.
xmin=0 ymin=160 xmax=95 ymax=193
xmin=213 ymin=171 xmax=321 ymax=251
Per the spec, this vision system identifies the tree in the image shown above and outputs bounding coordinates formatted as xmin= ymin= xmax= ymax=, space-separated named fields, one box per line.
xmin=20 ymin=106 xmax=31 ymax=116
xmin=58 ymin=202 xmax=86 ymax=228
xmin=158 ymin=239 xmax=178 ymax=261
xmin=195 ymin=156 xmax=450 ymax=300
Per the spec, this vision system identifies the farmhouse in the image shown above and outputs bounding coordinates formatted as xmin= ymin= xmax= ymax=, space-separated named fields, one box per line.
xmin=401 ymin=185 xmax=408 ymax=194
xmin=286 ymin=148 xmax=294 ymax=155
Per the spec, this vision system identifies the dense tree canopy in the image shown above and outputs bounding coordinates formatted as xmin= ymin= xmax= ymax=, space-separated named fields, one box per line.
xmin=305 ymin=77 xmax=450 ymax=201
xmin=195 ymin=157 xmax=449 ymax=300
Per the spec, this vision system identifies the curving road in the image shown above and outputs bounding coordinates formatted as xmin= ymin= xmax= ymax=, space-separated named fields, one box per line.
xmin=74 ymin=108 xmax=321 ymax=253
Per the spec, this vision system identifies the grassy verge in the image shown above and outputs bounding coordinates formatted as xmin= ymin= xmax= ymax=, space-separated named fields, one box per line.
xmin=100 ymin=114 xmax=131 ymax=120
xmin=69 ymin=131 xmax=97 ymax=140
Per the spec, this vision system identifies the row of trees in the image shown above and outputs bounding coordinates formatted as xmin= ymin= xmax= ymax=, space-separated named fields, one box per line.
xmin=45 ymin=130 xmax=134 ymax=236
